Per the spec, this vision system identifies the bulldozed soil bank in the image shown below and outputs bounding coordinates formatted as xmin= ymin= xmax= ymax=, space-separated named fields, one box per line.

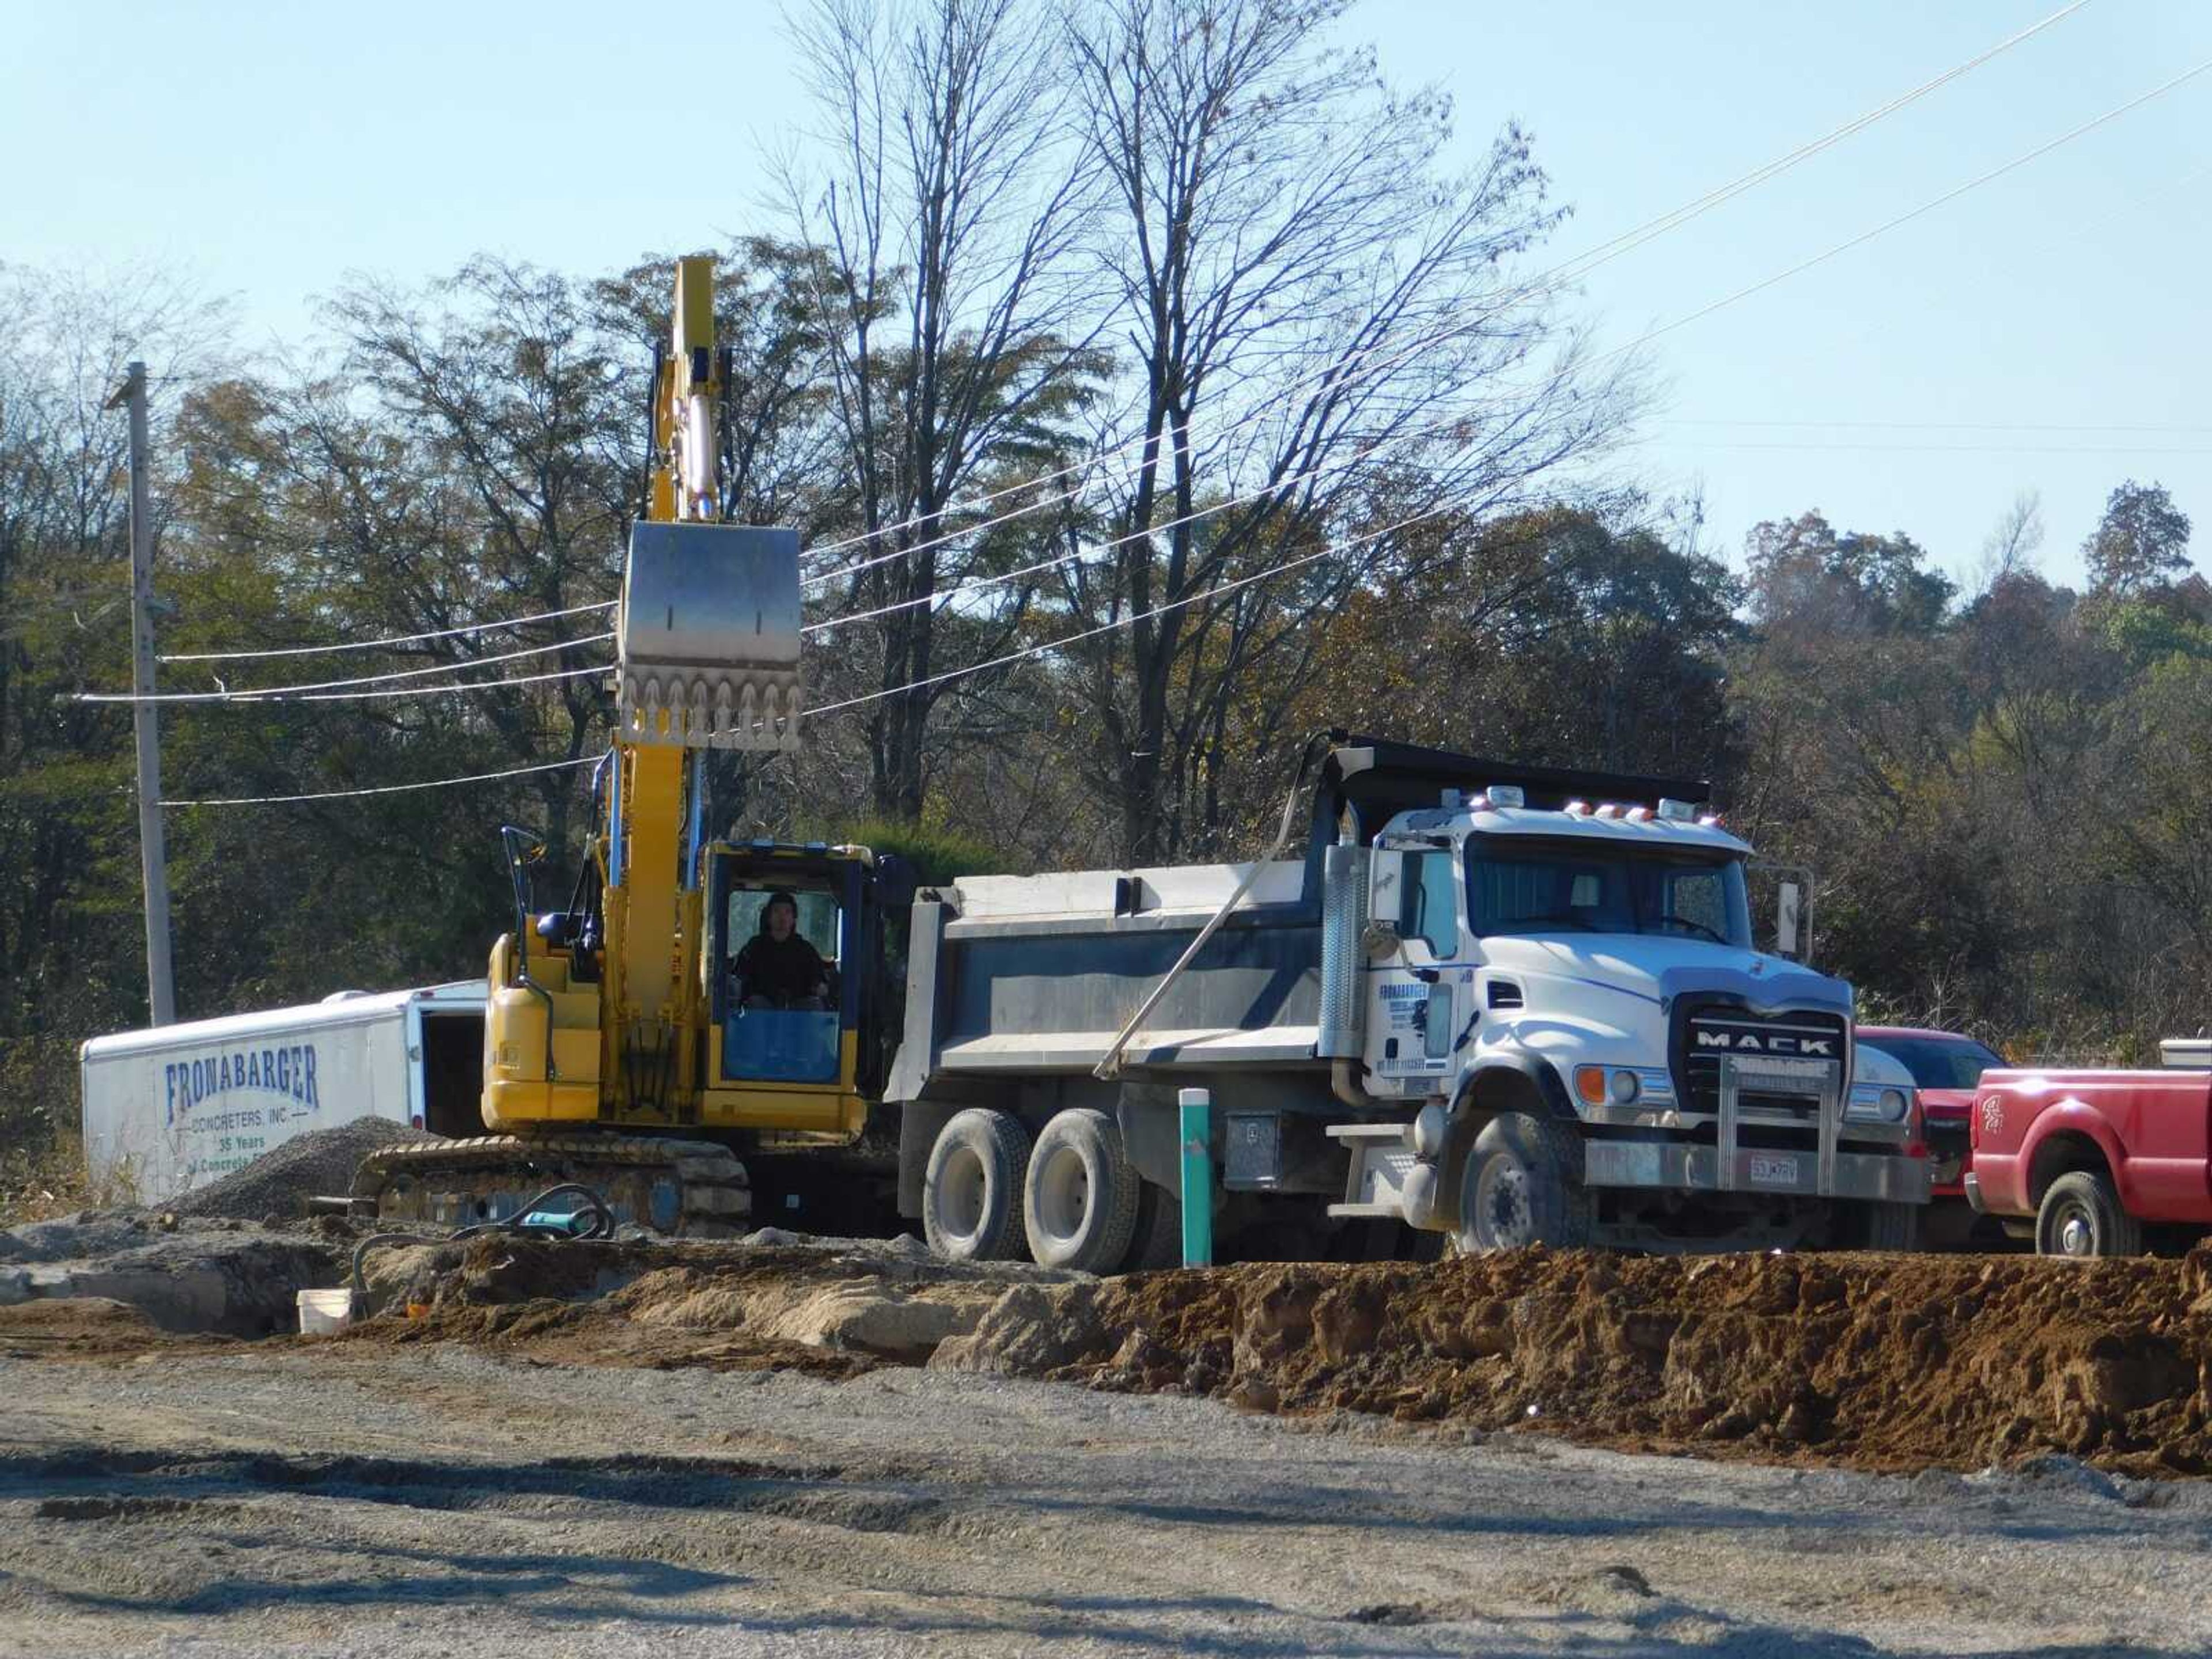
xmin=340 ymin=1231 xmax=1075 ymax=1379
xmin=17 ymin=1204 xmax=2212 ymax=1480
xmin=938 ymin=1246 xmax=2212 ymax=1477
xmin=341 ymin=1233 xmax=2212 ymax=1479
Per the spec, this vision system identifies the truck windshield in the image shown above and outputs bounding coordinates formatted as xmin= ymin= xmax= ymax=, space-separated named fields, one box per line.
xmin=1466 ymin=840 xmax=1752 ymax=948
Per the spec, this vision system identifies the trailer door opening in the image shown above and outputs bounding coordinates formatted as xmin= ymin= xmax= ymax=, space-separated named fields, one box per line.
xmin=420 ymin=1011 xmax=485 ymax=1135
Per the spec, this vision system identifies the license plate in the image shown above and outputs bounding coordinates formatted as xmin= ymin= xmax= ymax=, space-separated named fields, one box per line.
xmin=1748 ymin=1154 xmax=1800 ymax=1186
xmin=1734 ymin=1056 xmax=1830 ymax=1086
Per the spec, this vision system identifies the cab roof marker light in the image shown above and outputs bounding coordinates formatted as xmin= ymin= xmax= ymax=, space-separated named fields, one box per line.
xmin=1656 ymin=797 xmax=1697 ymax=823
xmin=1465 ymin=792 xmax=1491 ymax=813
xmin=1563 ymin=800 xmax=1590 ymax=816
xmin=1594 ymin=803 xmax=1623 ymax=820
xmin=1486 ymin=784 xmax=1526 ymax=809
xmin=1625 ymin=805 xmax=1653 ymax=823
xmin=1698 ymin=813 xmax=1724 ymax=829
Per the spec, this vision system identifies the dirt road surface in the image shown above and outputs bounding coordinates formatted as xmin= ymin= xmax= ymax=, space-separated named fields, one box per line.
xmin=5 ymin=1314 xmax=2211 ymax=1657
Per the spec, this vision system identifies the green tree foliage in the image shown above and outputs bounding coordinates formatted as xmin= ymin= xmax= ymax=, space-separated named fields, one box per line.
xmin=2085 ymin=479 xmax=2192 ymax=597
xmin=13 ymin=4 xmax=2212 ymax=1187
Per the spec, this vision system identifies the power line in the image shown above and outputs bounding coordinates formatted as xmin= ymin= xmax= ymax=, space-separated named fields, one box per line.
xmin=803 ymin=503 xmax=1449 ymax=721
xmin=160 ymin=14 xmax=2186 ymax=799
xmin=162 ymin=755 xmax=597 ymax=808
xmin=800 ymin=422 xmax=1445 ymax=638
xmin=260 ymin=663 xmax=610 ymax=704
xmin=1665 ymin=421 xmax=2212 ymax=435
xmin=157 ymin=600 xmax=618 ymax=664
xmin=812 ymin=61 xmax=2209 ymax=643
xmin=1621 ymin=55 xmax=2212 ymax=359
xmin=804 ymin=58 xmax=2211 ymax=714
xmin=1652 ymin=441 xmax=2212 ymax=455
xmin=794 ymin=0 xmax=2094 ymax=586
xmin=147 ymin=44 xmax=2201 ymax=734
xmin=130 ymin=3 xmax=2101 ymax=710
xmin=80 ymin=634 xmax=615 ymax=704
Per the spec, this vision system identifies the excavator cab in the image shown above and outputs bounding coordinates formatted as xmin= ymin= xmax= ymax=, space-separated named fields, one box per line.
xmin=698 ymin=843 xmax=908 ymax=1136
xmin=717 ymin=874 xmax=846 ymax=1083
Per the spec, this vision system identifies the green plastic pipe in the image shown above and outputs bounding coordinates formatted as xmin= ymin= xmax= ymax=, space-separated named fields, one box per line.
xmin=1178 ymin=1087 xmax=1213 ymax=1268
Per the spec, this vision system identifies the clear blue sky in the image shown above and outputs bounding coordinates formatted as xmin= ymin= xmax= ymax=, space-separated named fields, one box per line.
xmin=7 ymin=0 xmax=2207 ymax=589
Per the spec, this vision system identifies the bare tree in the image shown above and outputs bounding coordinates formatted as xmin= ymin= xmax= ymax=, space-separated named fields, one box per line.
xmin=781 ymin=0 xmax=1103 ymax=821
xmin=1056 ymin=0 xmax=1634 ymax=861
xmin=1969 ymin=489 xmax=2043 ymax=598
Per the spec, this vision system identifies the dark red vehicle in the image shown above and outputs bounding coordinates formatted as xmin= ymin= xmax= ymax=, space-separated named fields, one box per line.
xmin=1856 ymin=1027 xmax=2008 ymax=1248
xmin=1967 ymin=1066 xmax=2212 ymax=1256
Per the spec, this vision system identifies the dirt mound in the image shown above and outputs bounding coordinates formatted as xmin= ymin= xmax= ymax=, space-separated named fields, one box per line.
xmin=939 ymin=1248 xmax=2212 ymax=1476
xmin=0 ymin=1297 xmax=237 ymax=1361
xmin=343 ymin=1234 xmax=1050 ymax=1377
xmin=171 ymin=1118 xmax=435 ymax=1220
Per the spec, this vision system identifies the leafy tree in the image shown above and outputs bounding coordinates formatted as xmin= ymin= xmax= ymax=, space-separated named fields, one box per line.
xmin=2084 ymin=479 xmax=2191 ymax=598
xmin=1744 ymin=511 xmax=1952 ymax=637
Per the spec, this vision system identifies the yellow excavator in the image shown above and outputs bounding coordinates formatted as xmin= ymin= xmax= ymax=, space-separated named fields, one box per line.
xmin=353 ymin=257 xmax=908 ymax=1234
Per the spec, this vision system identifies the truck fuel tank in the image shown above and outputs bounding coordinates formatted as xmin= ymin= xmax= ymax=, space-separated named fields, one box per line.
xmin=618 ymin=521 xmax=801 ymax=749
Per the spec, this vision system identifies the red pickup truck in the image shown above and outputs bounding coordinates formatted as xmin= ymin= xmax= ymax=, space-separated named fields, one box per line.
xmin=1967 ymin=1067 xmax=2212 ymax=1256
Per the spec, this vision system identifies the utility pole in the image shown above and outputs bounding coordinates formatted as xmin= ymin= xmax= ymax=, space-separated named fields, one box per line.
xmin=109 ymin=361 xmax=176 ymax=1025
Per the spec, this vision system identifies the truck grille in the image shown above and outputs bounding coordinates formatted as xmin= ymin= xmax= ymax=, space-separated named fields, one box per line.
xmin=1676 ymin=1005 xmax=1846 ymax=1122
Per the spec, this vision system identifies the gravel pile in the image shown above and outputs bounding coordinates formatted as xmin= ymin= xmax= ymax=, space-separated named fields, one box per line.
xmin=171 ymin=1118 xmax=438 ymax=1221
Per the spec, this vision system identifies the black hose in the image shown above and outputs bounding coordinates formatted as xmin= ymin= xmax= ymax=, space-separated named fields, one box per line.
xmin=349 ymin=1181 xmax=621 ymax=1296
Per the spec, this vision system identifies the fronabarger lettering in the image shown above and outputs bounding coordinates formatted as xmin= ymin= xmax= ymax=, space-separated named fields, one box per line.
xmin=164 ymin=1043 xmax=323 ymax=1126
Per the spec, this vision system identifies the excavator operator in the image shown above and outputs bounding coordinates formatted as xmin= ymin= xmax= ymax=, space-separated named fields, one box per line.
xmin=732 ymin=891 xmax=831 ymax=1009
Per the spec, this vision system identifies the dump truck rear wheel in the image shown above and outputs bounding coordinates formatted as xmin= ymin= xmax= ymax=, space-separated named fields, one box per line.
xmin=2036 ymin=1169 xmax=2142 ymax=1259
xmin=1120 ymin=1179 xmax=1183 ymax=1271
xmin=1024 ymin=1108 xmax=1142 ymax=1272
xmin=1859 ymin=1201 xmax=1922 ymax=1252
xmin=923 ymin=1109 xmax=1032 ymax=1263
xmin=1453 ymin=1112 xmax=1591 ymax=1252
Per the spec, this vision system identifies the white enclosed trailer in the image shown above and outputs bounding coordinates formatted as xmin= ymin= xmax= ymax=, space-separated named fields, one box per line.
xmin=78 ymin=982 xmax=487 ymax=1203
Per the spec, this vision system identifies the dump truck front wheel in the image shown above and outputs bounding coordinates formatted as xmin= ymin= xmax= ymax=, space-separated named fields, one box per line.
xmin=1024 ymin=1108 xmax=1141 ymax=1272
xmin=923 ymin=1109 xmax=1032 ymax=1263
xmin=1453 ymin=1112 xmax=1592 ymax=1253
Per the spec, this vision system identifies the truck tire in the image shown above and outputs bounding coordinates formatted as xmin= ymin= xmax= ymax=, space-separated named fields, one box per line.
xmin=2035 ymin=1169 xmax=2143 ymax=1259
xmin=923 ymin=1109 xmax=1032 ymax=1263
xmin=1121 ymin=1179 xmax=1183 ymax=1272
xmin=1024 ymin=1108 xmax=1142 ymax=1272
xmin=1859 ymin=1201 xmax=1922 ymax=1253
xmin=1454 ymin=1112 xmax=1592 ymax=1252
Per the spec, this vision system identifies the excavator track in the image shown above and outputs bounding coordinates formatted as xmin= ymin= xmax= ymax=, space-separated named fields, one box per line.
xmin=350 ymin=1135 xmax=752 ymax=1238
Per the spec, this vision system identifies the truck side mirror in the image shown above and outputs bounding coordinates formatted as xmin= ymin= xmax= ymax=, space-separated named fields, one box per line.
xmin=1365 ymin=849 xmax=1405 ymax=957
xmin=1776 ymin=881 xmax=1802 ymax=960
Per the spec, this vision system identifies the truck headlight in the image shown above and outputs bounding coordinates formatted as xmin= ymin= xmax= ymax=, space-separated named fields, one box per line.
xmin=1575 ymin=1066 xmax=1676 ymax=1109
xmin=1846 ymin=1084 xmax=1910 ymax=1124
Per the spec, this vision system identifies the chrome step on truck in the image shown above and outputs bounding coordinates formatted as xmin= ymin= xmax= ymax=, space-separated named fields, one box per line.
xmin=888 ymin=736 xmax=1929 ymax=1263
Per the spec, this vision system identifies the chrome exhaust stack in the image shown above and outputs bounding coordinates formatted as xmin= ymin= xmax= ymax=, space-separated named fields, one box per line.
xmin=616 ymin=521 xmax=802 ymax=750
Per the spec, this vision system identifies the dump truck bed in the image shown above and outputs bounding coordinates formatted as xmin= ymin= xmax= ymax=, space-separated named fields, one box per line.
xmin=888 ymin=859 xmax=1321 ymax=1097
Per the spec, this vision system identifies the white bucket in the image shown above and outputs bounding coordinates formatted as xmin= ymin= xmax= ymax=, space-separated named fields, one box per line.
xmin=296 ymin=1287 xmax=354 ymax=1336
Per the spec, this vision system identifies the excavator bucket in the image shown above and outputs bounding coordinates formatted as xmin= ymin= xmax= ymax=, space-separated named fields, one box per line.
xmin=617 ymin=521 xmax=802 ymax=749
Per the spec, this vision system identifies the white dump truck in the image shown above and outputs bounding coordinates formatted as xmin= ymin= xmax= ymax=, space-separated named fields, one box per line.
xmin=888 ymin=737 xmax=1927 ymax=1266
xmin=79 ymin=981 xmax=486 ymax=1203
